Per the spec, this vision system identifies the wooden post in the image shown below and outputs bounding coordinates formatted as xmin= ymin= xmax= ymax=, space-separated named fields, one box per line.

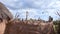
xmin=25 ymin=11 xmax=28 ymax=24
xmin=26 ymin=11 xmax=28 ymax=21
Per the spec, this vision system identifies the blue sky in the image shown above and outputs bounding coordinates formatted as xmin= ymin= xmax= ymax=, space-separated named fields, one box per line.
xmin=0 ymin=0 xmax=60 ymax=21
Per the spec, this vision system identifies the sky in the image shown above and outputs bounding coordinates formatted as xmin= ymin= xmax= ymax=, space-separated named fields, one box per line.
xmin=0 ymin=0 xmax=60 ymax=21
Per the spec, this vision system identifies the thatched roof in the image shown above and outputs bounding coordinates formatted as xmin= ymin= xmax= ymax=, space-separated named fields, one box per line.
xmin=0 ymin=2 xmax=13 ymax=20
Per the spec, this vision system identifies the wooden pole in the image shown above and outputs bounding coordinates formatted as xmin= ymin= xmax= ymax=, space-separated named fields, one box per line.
xmin=26 ymin=11 xmax=28 ymax=20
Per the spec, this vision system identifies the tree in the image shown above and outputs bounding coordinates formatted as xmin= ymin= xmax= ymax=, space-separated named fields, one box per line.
xmin=55 ymin=11 xmax=60 ymax=34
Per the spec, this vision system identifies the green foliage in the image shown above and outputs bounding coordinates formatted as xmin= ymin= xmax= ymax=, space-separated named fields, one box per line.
xmin=53 ymin=20 xmax=60 ymax=25
xmin=53 ymin=20 xmax=60 ymax=34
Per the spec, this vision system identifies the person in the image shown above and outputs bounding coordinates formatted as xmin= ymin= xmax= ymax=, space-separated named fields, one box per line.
xmin=48 ymin=16 xmax=53 ymax=22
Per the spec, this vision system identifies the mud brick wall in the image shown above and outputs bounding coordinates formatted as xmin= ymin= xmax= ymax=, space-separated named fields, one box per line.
xmin=4 ymin=21 xmax=55 ymax=34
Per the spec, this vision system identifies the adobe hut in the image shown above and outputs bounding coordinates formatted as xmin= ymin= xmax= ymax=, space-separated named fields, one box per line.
xmin=0 ymin=2 xmax=13 ymax=21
